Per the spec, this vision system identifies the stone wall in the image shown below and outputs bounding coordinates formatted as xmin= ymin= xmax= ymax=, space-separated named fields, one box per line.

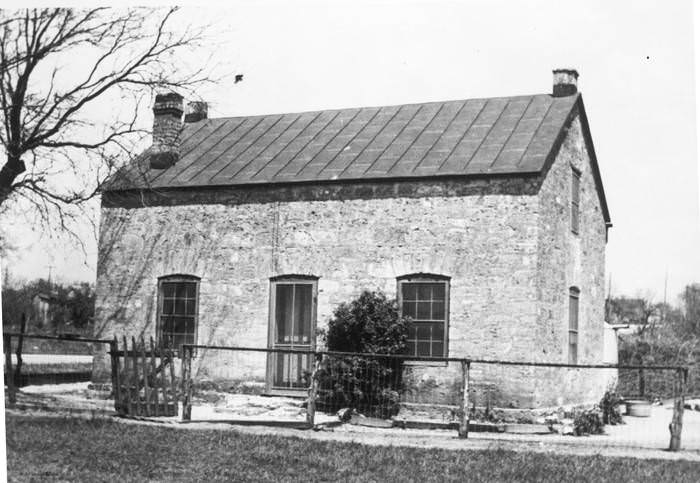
xmin=93 ymin=114 xmax=608 ymax=408
xmin=531 ymin=114 xmax=611 ymax=405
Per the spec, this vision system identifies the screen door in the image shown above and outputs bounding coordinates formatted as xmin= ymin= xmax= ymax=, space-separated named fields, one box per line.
xmin=268 ymin=280 xmax=316 ymax=390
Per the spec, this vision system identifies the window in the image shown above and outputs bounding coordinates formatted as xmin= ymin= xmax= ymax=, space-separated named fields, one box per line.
xmin=568 ymin=287 xmax=580 ymax=364
xmin=571 ymin=168 xmax=581 ymax=234
xmin=398 ymin=274 xmax=449 ymax=358
xmin=269 ymin=276 xmax=317 ymax=390
xmin=158 ymin=275 xmax=200 ymax=350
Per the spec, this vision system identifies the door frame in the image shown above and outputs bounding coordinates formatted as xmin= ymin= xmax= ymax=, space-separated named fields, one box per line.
xmin=265 ymin=275 xmax=318 ymax=395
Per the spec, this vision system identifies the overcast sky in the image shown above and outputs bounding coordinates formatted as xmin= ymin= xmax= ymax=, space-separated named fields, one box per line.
xmin=3 ymin=0 xmax=700 ymax=303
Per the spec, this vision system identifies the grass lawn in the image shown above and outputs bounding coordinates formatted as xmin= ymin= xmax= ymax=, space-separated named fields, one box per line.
xmin=5 ymin=415 xmax=700 ymax=482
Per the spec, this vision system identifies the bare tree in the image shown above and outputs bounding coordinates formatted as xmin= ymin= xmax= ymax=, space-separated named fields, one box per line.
xmin=0 ymin=7 xmax=212 ymax=236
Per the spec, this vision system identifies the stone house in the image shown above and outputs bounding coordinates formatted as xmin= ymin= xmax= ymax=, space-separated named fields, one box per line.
xmin=94 ymin=69 xmax=612 ymax=408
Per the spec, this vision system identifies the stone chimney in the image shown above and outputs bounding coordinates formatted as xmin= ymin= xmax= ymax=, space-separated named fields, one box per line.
xmin=552 ymin=68 xmax=579 ymax=97
xmin=184 ymin=101 xmax=208 ymax=123
xmin=150 ymin=92 xmax=184 ymax=169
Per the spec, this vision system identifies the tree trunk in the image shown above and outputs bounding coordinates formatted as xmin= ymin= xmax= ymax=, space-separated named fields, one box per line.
xmin=0 ymin=155 xmax=26 ymax=206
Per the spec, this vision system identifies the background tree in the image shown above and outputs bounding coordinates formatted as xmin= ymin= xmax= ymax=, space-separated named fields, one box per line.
xmin=0 ymin=7 xmax=212 ymax=238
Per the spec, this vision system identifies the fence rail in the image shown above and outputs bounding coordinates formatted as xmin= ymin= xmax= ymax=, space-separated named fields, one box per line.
xmin=3 ymin=336 xmax=693 ymax=452
xmin=178 ymin=343 xmax=691 ymax=451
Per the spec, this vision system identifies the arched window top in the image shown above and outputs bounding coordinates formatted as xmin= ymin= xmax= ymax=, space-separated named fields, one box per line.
xmin=397 ymin=272 xmax=451 ymax=282
xmin=158 ymin=273 xmax=201 ymax=281
xmin=270 ymin=274 xmax=319 ymax=282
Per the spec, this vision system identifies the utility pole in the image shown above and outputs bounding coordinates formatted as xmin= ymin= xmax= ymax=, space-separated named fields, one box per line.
xmin=663 ymin=269 xmax=668 ymax=324
xmin=46 ymin=264 xmax=54 ymax=287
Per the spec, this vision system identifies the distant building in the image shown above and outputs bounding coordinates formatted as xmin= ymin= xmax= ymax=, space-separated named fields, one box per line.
xmin=32 ymin=292 xmax=57 ymax=327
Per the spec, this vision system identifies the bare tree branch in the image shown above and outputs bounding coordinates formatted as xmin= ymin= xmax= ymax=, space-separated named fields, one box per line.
xmin=0 ymin=6 xmax=216 ymax=225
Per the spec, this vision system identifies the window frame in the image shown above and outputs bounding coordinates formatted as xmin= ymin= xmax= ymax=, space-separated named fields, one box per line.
xmin=571 ymin=167 xmax=581 ymax=235
xmin=397 ymin=273 xmax=450 ymax=362
xmin=156 ymin=274 xmax=200 ymax=353
xmin=568 ymin=286 xmax=580 ymax=364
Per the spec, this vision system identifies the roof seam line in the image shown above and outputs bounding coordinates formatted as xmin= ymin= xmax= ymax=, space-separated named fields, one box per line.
xmin=176 ymin=120 xmax=246 ymax=183
xmin=516 ymin=99 xmax=555 ymax=167
xmin=272 ymin=110 xmax=341 ymax=178
xmin=364 ymin=105 xmax=423 ymax=176
xmin=204 ymin=116 xmax=273 ymax=181
xmin=488 ymin=96 xmax=534 ymax=169
xmin=462 ymin=99 xmax=511 ymax=172
xmin=228 ymin=114 xmax=303 ymax=180
xmin=184 ymin=118 xmax=264 ymax=183
xmin=402 ymin=104 xmax=449 ymax=174
xmin=337 ymin=105 xmax=403 ymax=178
xmin=412 ymin=100 xmax=467 ymax=174
xmin=320 ymin=108 xmax=382 ymax=176
xmin=436 ymin=99 xmax=489 ymax=172
xmin=386 ymin=104 xmax=445 ymax=174
xmin=294 ymin=108 xmax=364 ymax=177
xmin=252 ymin=111 xmax=324 ymax=179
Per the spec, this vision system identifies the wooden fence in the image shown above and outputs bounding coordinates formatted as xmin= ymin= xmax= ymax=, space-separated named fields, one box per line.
xmin=109 ymin=336 xmax=179 ymax=417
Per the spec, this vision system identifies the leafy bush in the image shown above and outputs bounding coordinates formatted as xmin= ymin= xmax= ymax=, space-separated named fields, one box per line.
xmin=599 ymin=390 xmax=624 ymax=425
xmin=316 ymin=290 xmax=410 ymax=418
xmin=573 ymin=408 xmax=604 ymax=436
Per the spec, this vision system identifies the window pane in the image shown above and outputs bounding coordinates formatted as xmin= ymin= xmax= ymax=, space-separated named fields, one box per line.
xmin=432 ymin=322 xmax=444 ymax=340
xmin=402 ymin=283 xmax=417 ymax=301
xmin=275 ymin=285 xmax=294 ymax=343
xmin=185 ymin=298 xmax=196 ymax=315
xmin=416 ymin=302 xmax=431 ymax=320
xmin=569 ymin=295 xmax=579 ymax=330
xmin=163 ymin=299 xmax=174 ymax=315
xmin=294 ymin=284 xmax=313 ymax=344
xmin=174 ymin=298 xmax=186 ymax=315
xmin=163 ymin=282 xmax=176 ymax=297
xmin=431 ymin=341 xmax=444 ymax=357
xmin=417 ymin=284 xmax=431 ymax=300
xmin=433 ymin=283 xmax=445 ymax=300
xmin=161 ymin=316 xmax=174 ymax=333
xmin=172 ymin=316 xmax=189 ymax=333
xmin=175 ymin=283 xmax=188 ymax=299
xmin=185 ymin=283 xmax=196 ymax=298
xmin=432 ymin=301 xmax=445 ymax=320
xmin=405 ymin=340 xmax=417 ymax=357
xmin=172 ymin=334 xmax=186 ymax=350
xmin=417 ymin=341 xmax=431 ymax=357
xmin=403 ymin=302 xmax=416 ymax=318
xmin=415 ymin=324 xmax=431 ymax=340
xmin=407 ymin=325 xmax=418 ymax=339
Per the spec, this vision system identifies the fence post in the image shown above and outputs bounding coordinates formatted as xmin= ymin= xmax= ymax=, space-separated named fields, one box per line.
xmin=458 ymin=360 xmax=470 ymax=439
xmin=181 ymin=345 xmax=193 ymax=421
xmin=109 ymin=336 xmax=123 ymax=415
xmin=14 ymin=315 xmax=25 ymax=388
xmin=307 ymin=353 xmax=321 ymax=428
xmin=669 ymin=367 xmax=687 ymax=451
xmin=4 ymin=334 xmax=15 ymax=405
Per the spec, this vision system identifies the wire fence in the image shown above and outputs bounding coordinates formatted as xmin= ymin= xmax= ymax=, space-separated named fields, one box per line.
xmin=3 ymin=330 xmax=114 ymax=415
xmin=178 ymin=344 xmax=695 ymax=451
xmin=4 ymin=334 xmax=696 ymax=451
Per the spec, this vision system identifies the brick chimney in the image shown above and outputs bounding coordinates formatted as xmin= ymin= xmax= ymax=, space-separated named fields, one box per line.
xmin=184 ymin=101 xmax=208 ymax=123
xmin=552 ymin=69 xmax=579 ymax=97
xmin=150 ymin=92 xmax=184 ymax=169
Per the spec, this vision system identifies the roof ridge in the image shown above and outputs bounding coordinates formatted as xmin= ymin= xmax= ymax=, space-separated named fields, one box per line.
xmin=204 ymin=93 xmax=559 ymax=121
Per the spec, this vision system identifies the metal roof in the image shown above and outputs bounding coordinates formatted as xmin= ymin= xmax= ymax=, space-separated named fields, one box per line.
xmin=106 ymin=93 xmax=582 ymax=191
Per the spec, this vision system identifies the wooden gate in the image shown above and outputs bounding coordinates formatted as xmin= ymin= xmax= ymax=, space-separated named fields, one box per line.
xmin=109 ymin=336 xmax=179 ymax=417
